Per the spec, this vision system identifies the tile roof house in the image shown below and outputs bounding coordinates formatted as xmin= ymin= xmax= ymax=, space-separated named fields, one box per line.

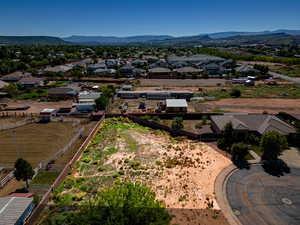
xmin=211 ymin=114 xmax=296 ymax=136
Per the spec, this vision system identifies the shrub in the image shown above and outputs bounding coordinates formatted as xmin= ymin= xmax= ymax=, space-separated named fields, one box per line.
xmin=60 ymin=182 xmax=171 ymax=225
xmin=171 ymin=117 xmax=184 ymax=130
xmin=230 ymin=88 xmax=241 ymax=98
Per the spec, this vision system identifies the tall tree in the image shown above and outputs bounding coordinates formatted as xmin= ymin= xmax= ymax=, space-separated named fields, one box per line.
xmin=14 ymin=158 xmax=35 ymax=189
xmin=260 ymin=131 xmax=288 ymax=160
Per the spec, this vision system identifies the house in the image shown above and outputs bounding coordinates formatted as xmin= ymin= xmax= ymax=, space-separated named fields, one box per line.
xmin=120 ymin=64 xmax=135 ymax=77
xmin=167 ymin=55 xmax=225 ymax=65
xmin=44 ymin=65 xmax=73 ymax=73
xmin=87 ymin=62 xmax=107 ymax=74
xmin=117 ymin=90 xmax=194 ymax=100
xmin=48 ymin=87 xmax=78 ymax=100
xmin=39 ymin=108 xmax=57 ymax=122
xmin=106 ymin=59 xmax=119 ymax=69
xmin=173 ymin=67 xmax=203 ymax=78
xmin=1 ymin=72 xmax=31 ymax=83
xmin=204 ymin=63 xmax=224 ymax=76
xmin=78 ymin=91 xmax=101 ymax=104
xmin=0 ymin=197 xmax=34 ymax=225
xmin=131 ymin=59 xmax=147 ymax=67
xmin=211 ymin=114 xmax=296 ymax=136
xmin=0 ymin=80 xmax=9 ymax=89
xmin=73 ymin=102 xmax=95 ymax=113
xmin=121 ymin=85 xmax=133 ymax=91
xmin=148 ymin=67 xmax=172 ymax=79
xmin=236 ymin=65 xmax=260 ymax=77
xmin=17 ymin=77 xmax=44 ymax=88
xmin=93 ymin=68 xmax=116 ymax=76
xmin=166 ymin=99 xmax=188 ymax=113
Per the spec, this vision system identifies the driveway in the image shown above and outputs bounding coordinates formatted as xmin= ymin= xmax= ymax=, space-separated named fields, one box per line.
xmin=280 ymin=147 xmax=300 ymax=169
xmin=269 ymin=71 xmax=300 ymax=84
xmin=226 ymin=165 xmax=300 ymax=225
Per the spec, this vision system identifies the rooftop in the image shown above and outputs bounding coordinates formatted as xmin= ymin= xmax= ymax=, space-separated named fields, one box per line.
xmin=211 ymin=114 xmax=296 ymax=135
xmin=0 ymin=197 xmax=33 ymax=225
xmin=166 ymin=99 xmax=188 ymax=108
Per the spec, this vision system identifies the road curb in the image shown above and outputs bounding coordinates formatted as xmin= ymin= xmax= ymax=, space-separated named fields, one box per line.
xmin=215 ymin=162 xmax=263 ymax=225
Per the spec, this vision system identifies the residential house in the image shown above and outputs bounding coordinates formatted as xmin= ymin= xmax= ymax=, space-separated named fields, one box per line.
xmin=87 ymin=62 xmax=107 ymax=74
xmin=17 ymin=77 xmax=44 ymax=88
xmin=167 ymin=55 xmax=225 ymax=65
xmin=211 ymin=114 xmax=296 ymax=137
xmin=0 ymin=80 xmax=9 ymax=89
xmin=1 ymin=72 xmax=31 ymax=83
xmin=48 ymin=87 xmax=78 ymax=100
xmin=78 ymin=91 xmax=101 ymax=104
xmin=148 ymin=67 xmax=172 ymax=79
xmin=106 ymin=59 xmax=119 ymax=69
xmin=120 ymin=64 xmax=135 ymax=77
xmin=166 ymin=99 xmax=188 ymax=113
xmin=204 ymin=63 xmax=224 ymax=76
xmin=236 ymin=65 xmax=260 ymax=77
xmin=93 ymin=68 xmax=116 ymax=77
xmin=173 ymin=66 xmax=203 ymax=78
xmin=44 ymin=65 xmax=73 ymax=73
xmin=0 ymin=197 xmax=34 ymax=225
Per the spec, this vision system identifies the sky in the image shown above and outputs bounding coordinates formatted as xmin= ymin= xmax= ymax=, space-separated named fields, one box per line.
xmin=0 ymin=0 xmax=300 ymax=37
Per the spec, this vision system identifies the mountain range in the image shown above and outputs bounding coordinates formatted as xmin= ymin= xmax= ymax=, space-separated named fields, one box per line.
xmin=1 ymin=29 xmax=300 ymax=46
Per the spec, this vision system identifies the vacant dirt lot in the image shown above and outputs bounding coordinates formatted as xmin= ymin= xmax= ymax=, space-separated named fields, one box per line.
xmin=0 ymin=122 xmax=78 ymax=167
xmin=204 ymin=98 xmax=300 ymax=114
xmin=139 ymin=79 xmax=228 ymax=87
xmin=47 ymin=118 xmax=231 ymax=225
xmin=1 ymin=100 xmax=73 ymax=114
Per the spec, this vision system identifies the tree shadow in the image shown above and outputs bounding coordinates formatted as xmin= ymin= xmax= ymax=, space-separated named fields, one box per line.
xmin=261 ymin=159 xmax=290 ymax=177
xmin=232 ymin=158 xmax=250 ymax=170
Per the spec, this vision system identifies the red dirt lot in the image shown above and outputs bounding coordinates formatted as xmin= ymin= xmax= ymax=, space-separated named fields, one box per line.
xmin=205 ymin=98 xmax=300 ymax=114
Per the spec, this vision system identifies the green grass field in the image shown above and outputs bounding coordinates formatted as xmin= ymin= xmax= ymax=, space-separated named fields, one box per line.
xmin=0 ymin=122 xmax=77 ymax=167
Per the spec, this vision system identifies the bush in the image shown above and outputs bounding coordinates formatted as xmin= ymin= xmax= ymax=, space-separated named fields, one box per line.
xmin=171 ymin=117 xmax=184 ymax=130
xmin=230 ymin=88 xmax=241 ymax=98
xmin=60 ymin=182 xmax=171 ymax=225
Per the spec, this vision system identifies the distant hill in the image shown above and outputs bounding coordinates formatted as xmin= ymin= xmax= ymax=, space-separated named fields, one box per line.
xmin=0 ymin=36 xmax=69 ymax=45
xmin=63 ymin=35 xmax=173 ymax=45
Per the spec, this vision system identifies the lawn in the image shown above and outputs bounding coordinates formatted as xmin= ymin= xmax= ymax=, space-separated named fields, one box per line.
xmin=31 ymin=171 xmax=60 ymax=185
xmin=0 ymin=122 xmax=78 ymax=167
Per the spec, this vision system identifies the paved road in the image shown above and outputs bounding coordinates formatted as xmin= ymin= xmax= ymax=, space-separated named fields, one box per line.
xmin=226 ymin=165 xmax=300 ymax=225
xmin=269 ymin=71 xmax=300 ymax=84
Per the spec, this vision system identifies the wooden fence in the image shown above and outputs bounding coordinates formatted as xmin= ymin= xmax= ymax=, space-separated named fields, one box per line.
xmin=24 ymin=114 xmax=105 ymax=225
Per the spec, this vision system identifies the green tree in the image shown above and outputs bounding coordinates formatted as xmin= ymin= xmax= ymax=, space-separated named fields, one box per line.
xmin=231 ymin=143 xmax=249 ymax=162
xmin=95 ymin=95 xmax=109 ymax=110
xmin=230 ymin=88 xmax=241 ymax=98
xmin=260 ymin=131 xmax=288 ymax=160
xmin=56 ymin=182 xmax=171 ymax=225
xmin=14 ymin=158 xmax=35 ymax=189
xmin=217 ymin=122 xmax=236 ymax=152
xmin=171 ymin=117 xmax=184 ymax=130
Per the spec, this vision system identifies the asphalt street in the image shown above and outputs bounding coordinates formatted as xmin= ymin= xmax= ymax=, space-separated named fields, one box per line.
xmin=226 ymin=165 xmax=300 ymax=225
